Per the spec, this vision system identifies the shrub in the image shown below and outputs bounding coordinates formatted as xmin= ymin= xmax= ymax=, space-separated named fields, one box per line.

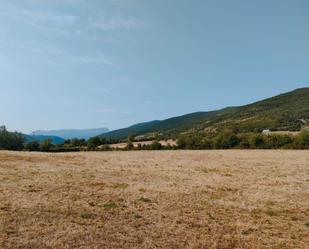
xmin=297 ymin=131 xmax=309 ymax=149
xmin=100 ymin=144 xmax=111 ymax=151
xmin=149 ymin=141 xmax=162 ymax=150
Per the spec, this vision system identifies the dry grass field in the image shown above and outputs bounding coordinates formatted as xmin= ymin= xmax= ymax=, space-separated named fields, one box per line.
xmin=0 ymin=150 xmax=308 ymax=249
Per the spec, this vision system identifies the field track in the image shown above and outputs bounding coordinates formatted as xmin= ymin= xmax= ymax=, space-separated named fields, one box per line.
xmin=0 ymin=150 xmax=308 ymax=249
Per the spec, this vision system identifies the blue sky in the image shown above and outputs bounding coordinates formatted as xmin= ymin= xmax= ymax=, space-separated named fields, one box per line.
xmin=0 ymin=0 xmax=308 ymax=133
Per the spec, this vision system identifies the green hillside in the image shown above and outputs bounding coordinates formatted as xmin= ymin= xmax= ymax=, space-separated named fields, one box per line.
xmin=102 ymin=88 xmax=309 ymax=140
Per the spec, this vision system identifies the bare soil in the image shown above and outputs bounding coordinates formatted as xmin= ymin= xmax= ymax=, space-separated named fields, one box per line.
xmin=0 ymin=150 xmax=308 ymax=249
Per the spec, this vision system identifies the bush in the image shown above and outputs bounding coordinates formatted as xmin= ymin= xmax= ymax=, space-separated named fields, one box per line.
xmin=297 ymin=131 xmax=309 ymax=149
xmin=100 ymin=144 xmax=111 ymax=151
xmin=149 ymin=141 xmax=162 ymax=150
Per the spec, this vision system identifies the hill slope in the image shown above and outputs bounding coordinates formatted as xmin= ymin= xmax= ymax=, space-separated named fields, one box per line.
xmin=101 ymin=88 xmax=309 ymax=140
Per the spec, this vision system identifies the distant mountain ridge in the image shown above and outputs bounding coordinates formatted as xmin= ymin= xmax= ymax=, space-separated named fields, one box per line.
xmin=24 ymin=134 xmax=65 ymax=145
xmin=33 ymin=128 xmax=109 ymax=140
xmin=101 ymin=88 xmax=309 ymax=140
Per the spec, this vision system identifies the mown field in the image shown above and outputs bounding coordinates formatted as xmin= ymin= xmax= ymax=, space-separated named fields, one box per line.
xmin=0 ymin=150 xmax=308 ymax=249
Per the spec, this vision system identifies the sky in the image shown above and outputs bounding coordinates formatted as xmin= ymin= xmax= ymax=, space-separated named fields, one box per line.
xmin=0 ymin=0 xmax=308 ymax=133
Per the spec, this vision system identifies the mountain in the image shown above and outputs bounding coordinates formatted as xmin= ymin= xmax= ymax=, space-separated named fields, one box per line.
xmin=32 ymin=128 xmax=109 ymax=140
xmin=101 ymin=88 xmax=309 ymax=140
xmin=100 ymin=121 xmax=160 ymax=140
xmin=24 ymin=134 xmax=65 ymax=145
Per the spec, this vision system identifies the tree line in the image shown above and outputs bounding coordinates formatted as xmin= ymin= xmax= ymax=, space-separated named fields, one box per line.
xmin=0 ymin=125 xmax=309 ymax=152
xmin=177 ymin=130 xmax=309 ymax=150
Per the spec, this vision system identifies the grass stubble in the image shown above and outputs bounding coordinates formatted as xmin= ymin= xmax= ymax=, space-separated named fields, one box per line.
xmin=0 ymin=150 xmax=308 ymax=249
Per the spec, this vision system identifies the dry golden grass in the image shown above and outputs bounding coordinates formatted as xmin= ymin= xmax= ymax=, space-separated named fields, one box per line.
xmin=0 ymin=150 xmax=308 ymax=249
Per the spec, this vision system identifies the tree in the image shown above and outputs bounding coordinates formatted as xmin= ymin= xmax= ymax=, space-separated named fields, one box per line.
xmin=265 ymin=134 xmax=293 ymax=149
xmin=249 ymin=134 xmax=265 ymax=149
xmin=87 ymin=137 xmax=102 ymax=150
xmin=127 ymin=135 xmax=135 ymax=142
xmin=177 ymin=135 xmax=187 ymax=149
xmin=238 ymin=135 xmax=251 ymax=149
xmin=41 ymin=139 xmax=53 ymax=152
xmin=124 ymin=135 xmax=135 ymax=150
xmin=0 ymin=126 xmax=24 ymax=151
xmin=71 ymin=138 xmax=86 ymax=147
xmin=214 ymin=131 xmax=239 ymax=149
xmin=25 ymin=141 xmax=40 ymax=151
xmin=64 ymin=139 xmax=72 ymax=145
xmin=126 ymin=141 xmax=134 ymax=150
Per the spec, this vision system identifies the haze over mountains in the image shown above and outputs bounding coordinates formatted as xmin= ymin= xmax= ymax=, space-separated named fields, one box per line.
xmin=24 ymin=134 xmax=65 ymax=145
xmin=100 ymin=88 xmax=309 ymax=140
xmin=32 ymin=128 xmax=109 ymax=140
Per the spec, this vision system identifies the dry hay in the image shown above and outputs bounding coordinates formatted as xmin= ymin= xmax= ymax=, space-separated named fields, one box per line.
xmin=0 ymin=150 xmax=308 ymax=248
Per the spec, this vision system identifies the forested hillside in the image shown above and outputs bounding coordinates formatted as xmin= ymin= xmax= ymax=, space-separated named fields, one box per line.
xmin=101 ymin=88 xmax=309 ymax=140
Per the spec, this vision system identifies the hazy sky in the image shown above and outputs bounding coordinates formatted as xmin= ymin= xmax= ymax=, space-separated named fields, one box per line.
xmin=0 ymin=0 xmax=308 ymax=133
